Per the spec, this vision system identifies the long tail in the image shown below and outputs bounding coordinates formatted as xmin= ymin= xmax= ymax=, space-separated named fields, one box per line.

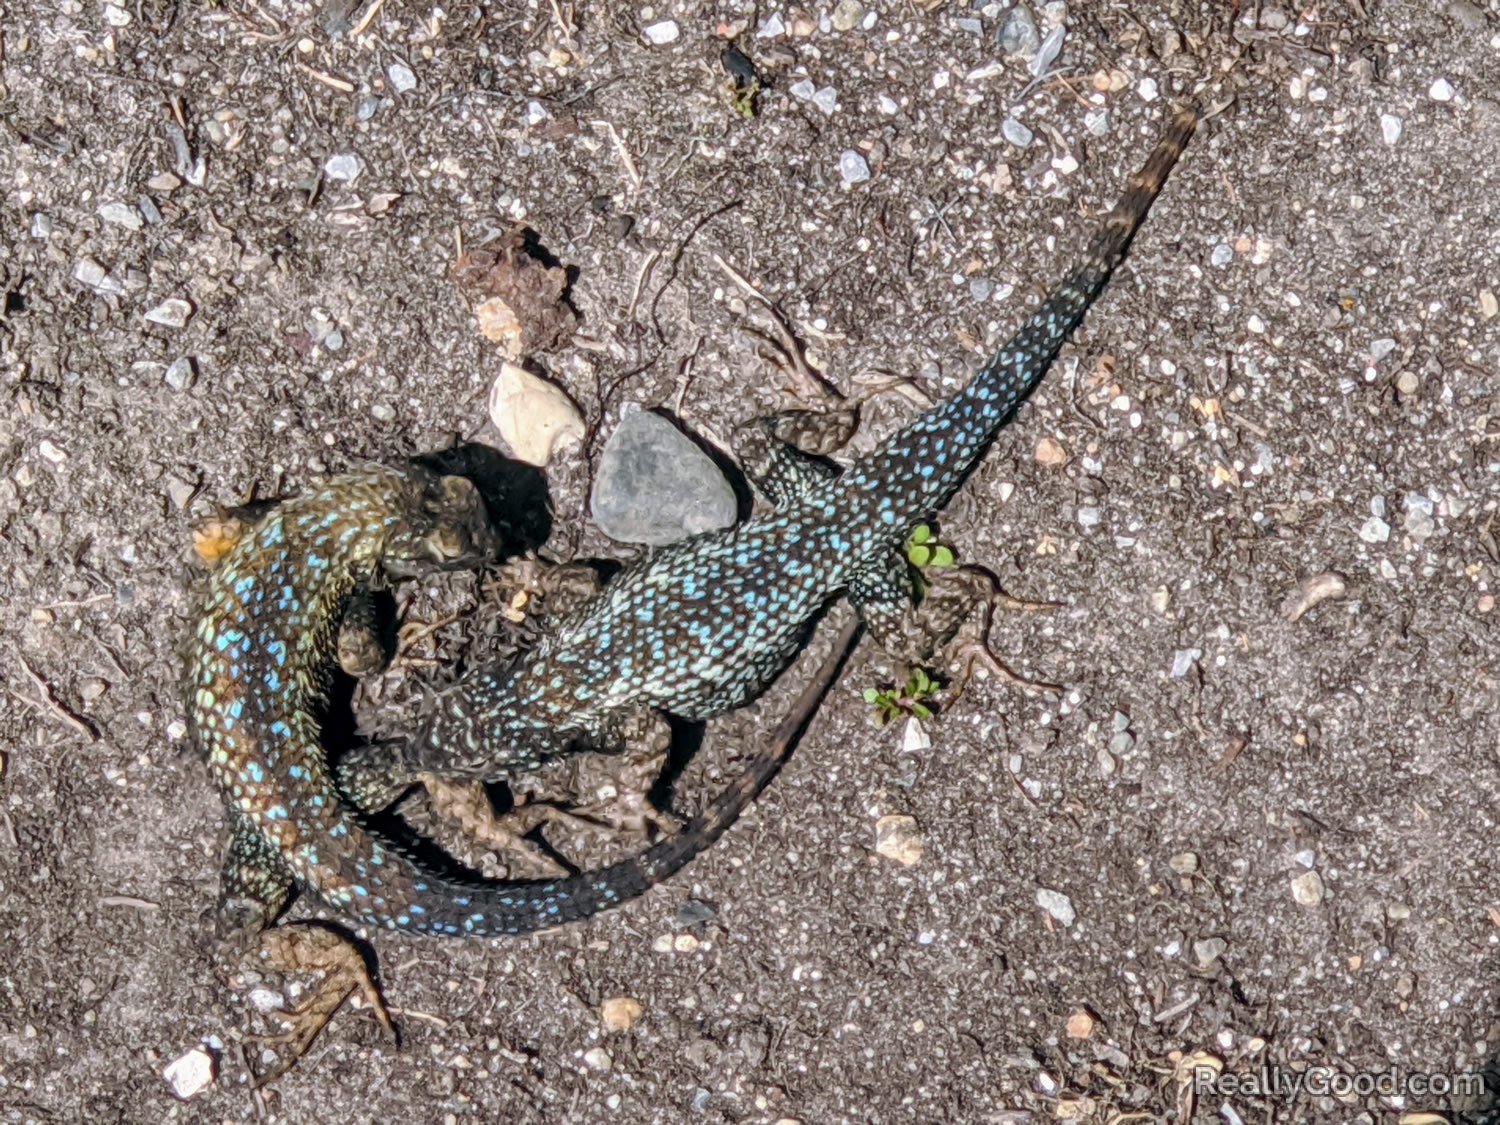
xmin=838 ymin=106 xmax=1199 ymax=525
xmin=336 ymin=618 xmax=860 ymax=937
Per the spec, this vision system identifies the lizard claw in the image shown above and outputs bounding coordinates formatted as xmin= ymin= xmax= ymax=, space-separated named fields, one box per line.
xmin=242 ymin=923 xmax=395 ymax=1087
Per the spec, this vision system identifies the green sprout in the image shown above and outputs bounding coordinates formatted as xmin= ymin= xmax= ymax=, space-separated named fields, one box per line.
xmin=862 ymin=666 xmax=941 ymax=726
xmin=905 ymin=524 xmax=956 ymax=569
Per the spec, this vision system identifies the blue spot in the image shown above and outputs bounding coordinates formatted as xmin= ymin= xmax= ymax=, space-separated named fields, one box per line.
xmin=270 ymin=720 xmax=290 ymax=737
xmin=307 ymin=553 xmax=327 ymax=570
xmin=266 ymin=640 xmax=287 ymax=667
xmin=234 ymin=575 xmax=256 ymax=596
xmin=245 ymin=761 xmax=264 ymax=783
xmin=260 ymin=522 xmax=285 ymax=548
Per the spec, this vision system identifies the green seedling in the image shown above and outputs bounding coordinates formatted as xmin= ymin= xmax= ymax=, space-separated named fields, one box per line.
xmin=862 ymin=666 xmax=941 ymax=726
xmin=905 ymin=524 xmax=956 ymax=569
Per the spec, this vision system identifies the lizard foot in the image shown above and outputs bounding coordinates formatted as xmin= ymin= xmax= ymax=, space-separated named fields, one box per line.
xmin=243 ymin=923 xmax=395 ymax=1087
xmin=926 ymin=567 xmax=1063 ymax=701
xmin=420 ymin=777 xmax=575 ymax=879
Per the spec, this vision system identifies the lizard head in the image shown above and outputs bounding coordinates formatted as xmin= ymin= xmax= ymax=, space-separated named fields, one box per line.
xmin=383 ymin=468 xmax=502 ymax=577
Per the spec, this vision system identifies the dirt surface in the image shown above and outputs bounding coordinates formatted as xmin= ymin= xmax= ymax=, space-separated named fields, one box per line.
xmin=3 ymin=1 xmax=1500 ymax=1122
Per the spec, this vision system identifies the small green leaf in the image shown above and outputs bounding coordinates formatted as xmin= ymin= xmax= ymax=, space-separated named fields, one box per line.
xmin=862 ymin=687 xmax=880 ymax=703
xmin=907 ymin=543 xmax=932 ymax=567
xmin=931 ymin=545 xmax=956 ymax=568
xmin=910 ymin=524 xmax=933 ymax=545
xmin=911 ymin=702 xmax=933 ymax=721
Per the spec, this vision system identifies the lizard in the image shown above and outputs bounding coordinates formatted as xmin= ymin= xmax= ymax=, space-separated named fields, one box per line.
xmin=339 ymin=106 xmax=1201 ymax=804
xmin=187 ymin=461 xmax=860 ymax=1075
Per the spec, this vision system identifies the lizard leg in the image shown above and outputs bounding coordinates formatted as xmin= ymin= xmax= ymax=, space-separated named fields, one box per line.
xmin=924 ymin=566 xmax=1063 ymax=698
xmin=337 ymin=589 xmax=393 ymax=677
xmin=215 ymin=815 xmax=296 ymax=946
xmin=246 ymin=924 xmax=395 ymax=1087
xmin=847 ymin=550 xmax=924 ymax=662
xmin=732 ymin=408 xmax=857 ymax=507
xmin=850 ymin=556 xmax=1060 ymax=697
xmin=214 ymin=820 xmax=393 ymax=1086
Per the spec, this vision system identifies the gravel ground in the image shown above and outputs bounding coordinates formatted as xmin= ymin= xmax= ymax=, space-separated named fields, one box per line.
xmin=3 ymin=1 xmax=1500 ymax=1122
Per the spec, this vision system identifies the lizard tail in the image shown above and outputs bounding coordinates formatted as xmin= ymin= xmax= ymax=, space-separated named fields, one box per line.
xmin=331 ymin=619 xmax=860 ymax=937
xmin=840 ymin=105 xmax=1199 ymax=523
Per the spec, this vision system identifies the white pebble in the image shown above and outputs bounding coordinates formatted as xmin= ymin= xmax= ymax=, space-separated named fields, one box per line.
xmin=98 ymin=202 xmax=143 ymax=230
xmin=1380 ymin=113 xmax=1403 ymax=145
xmin=386 ymin=61 xmax=417 ymax=93
xmin=1358 ymin=516 xmax=1391 ymax=544
xmin=1429 ymin=77 xmax=1455 ymax=102
xmin=162 ymin=1046 xmax=217 ymax=1099
xmin=1036 ymin=888 xmax=1076 ymax=927
xmin=324 ymin=152 xmax=364 ymax=182
xmin=756 ymin=13 xmax=786 ymax=37
xmin=901 ymin=717 xmax=931 ymax=753
xmin=1290 ymin=869 xmax=1325 ymax=906
xmin=1137 ymin=77 xmax=1159 ymax=102
xmin=838 ymin=150 xmax=871 ymax=185
xmin=643 ymin=20 xmax=679 ymax=45
xmin=1210 ymin=242 xmax=1233 ymax=267
xmin=488 ymin=361 xmax=585 ymax=466
xmin=144 ymin=298 xmax=194 ymax=328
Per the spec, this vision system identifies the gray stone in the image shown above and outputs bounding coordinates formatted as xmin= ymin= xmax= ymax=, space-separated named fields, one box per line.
xmin=998 ymin=4 xmax=1040 ymax=58
xmin=591 ymin=412 xmax=737 ymax=546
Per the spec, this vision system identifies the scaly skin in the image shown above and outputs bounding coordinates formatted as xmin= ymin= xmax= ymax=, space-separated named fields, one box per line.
xmin=389 ymin=109 xmax=1201 ymax=789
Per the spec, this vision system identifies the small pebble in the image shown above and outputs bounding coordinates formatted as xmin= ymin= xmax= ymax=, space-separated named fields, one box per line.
xmin=487 ymin=361 xmax=585 ymax=467
xmin=673 ymin=933 xmax=700 ymax=953
xmin=1169 ymin=852 xmax=1198 ymax=875
xmin=144 ymin=298 xmax=194 ymax=328
xmin=164 ymin=356 xmax=197 ymax=391
xmin=1001 ymin=117 xmax=1034 ymax=148
xmin=324 ymin=152 xmax=364 ymax=182
xmin=1030 ymin=24 xmax=1064 ymax=78
xmin=1290 ymin=870 xmax=1325 ymax=906
xmin=147 ymin=171 xmax=181 ymax=192
xmin=386 ymin=60 xmax=417 ymax=93
xmin=998 ymin=4 xmax=1040 ymax=57
xmin=1170 ymin=648 xmax=1200 ymax=678
xmin=1395 ymin=370 xmax=1419 ymax=396
xmin=1036 ymin=888 xmax=1075 ymax=927
xmin=811 ymin=87 xmax=839 ymax=115
xmin=831 ymin=0 xmax=866 ymax=31
xmin=582 ymin=1047 xmax=613 ymax=1072
xmin=1137 ymin=77 xmax=1159 ymax=102
xmin=756 ymin=12 xmax=786 ymax=37
xmin=875 ymin=814 xmax=923 ymax=866
xmin=1430 ymin=78 xmax=1455 ymax=102
xmin=38 ymin=440 xmax=67 ymax=465
xmin=1370 ymin=336 xmax=1397 ymax=361
xmin=1380 ymin=113 xmax=1403 ymax=145
xmin=1065 ymin=1009 xmax=1096 ymax=1039
xmin=162 ymin=1046 xmax=217 ymax=1099
xmin=30 ymin=213 xmax=52 ymax=240
xmin=1279 ymin=572 xmax=1346 ymax=622
xmin=1210 ymin=242 xmax=1233 ymax=267
xmin=99 ymin=202 xmax=143 ymax=230
xmin=1480 ymin=289 xmax=1498 ymax=320
xmin=1358 ymin=516 xmax=1391 ymax=544
xmin=643 ymin=19 xmax=680 ymax=45
xmin=601 ymin=996 xmax=643 ymax=1032
xmin=900 ymin=717 xmax=931 ymax=753
xmin=838 ymin=150 xmax=871 ymax=185
xmin=1034 ymin=437 xmax=1067 ymax=466
xmin=1194 ymin=937 xmax=1228 ymax=968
